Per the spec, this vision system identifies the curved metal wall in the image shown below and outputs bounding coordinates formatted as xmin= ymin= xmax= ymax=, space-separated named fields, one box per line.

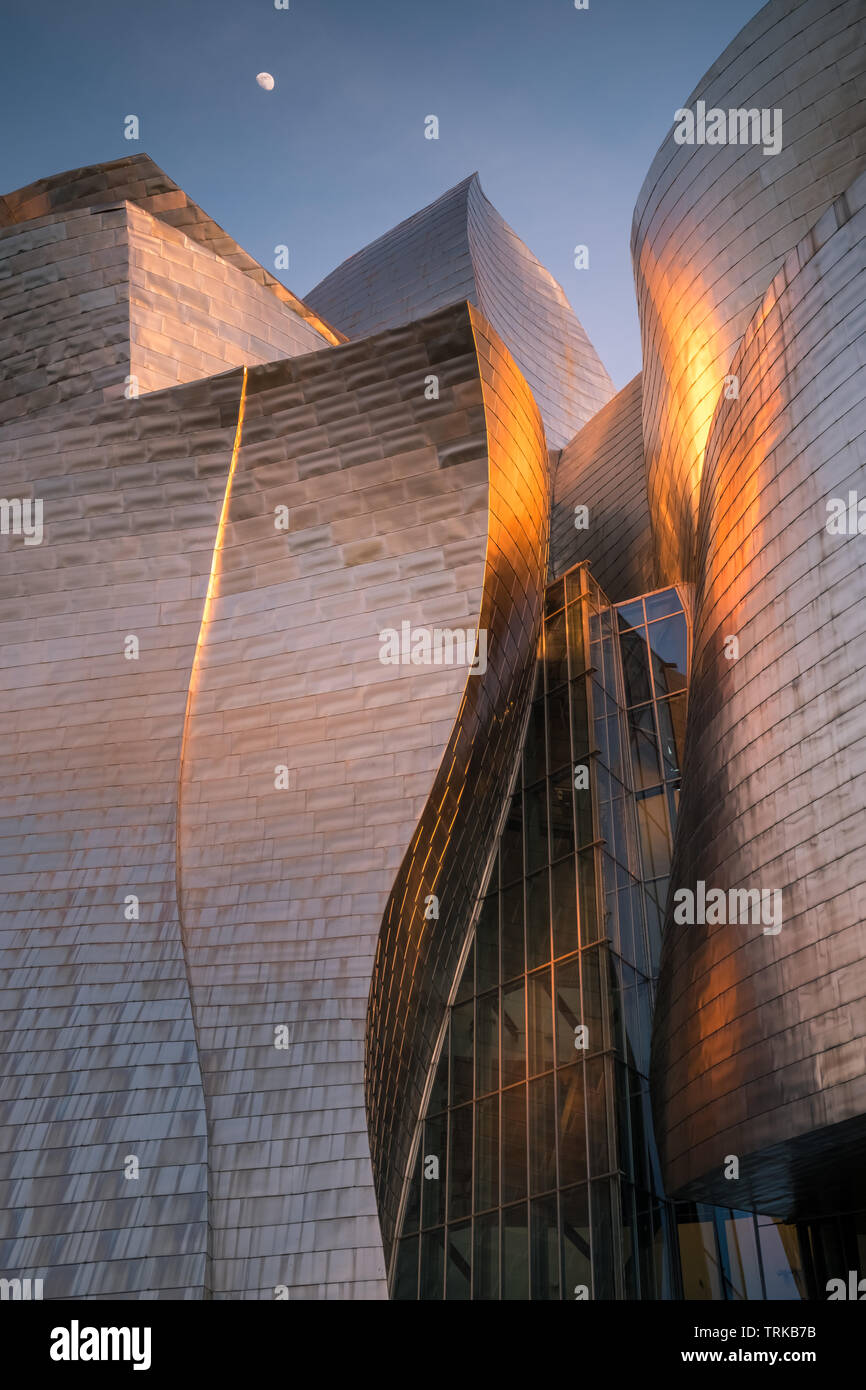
xmin=177 ymin=303 xmax=498 ymax=1298
xmin=0 ymin=369 xmax=247 ymax=1297
xmin=632 ymin=0 xmax=866 ymax=585
xmin=650 ymin=168 xmax=866 ymax=1213
xmin=307 ymin=174 xmax=613 ymax=450
xmin=550 ymin=373 xmax=656 ymax=600
xmin=365 ymin=305 xmax=550 ymax=1265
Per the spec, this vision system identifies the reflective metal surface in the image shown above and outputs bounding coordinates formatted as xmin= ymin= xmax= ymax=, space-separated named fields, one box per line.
xmin=550 ymin=373 xmax=656 ymax=599
xmin=366 ymin=307 xmax=550 ymax=1266
xmin=308 ymin=174 xmax=614 ymax=450
xmin=632 ymin=0 xmax=866 ymax=584
xmin=651 ymin=167 xmax=866 ymax=1214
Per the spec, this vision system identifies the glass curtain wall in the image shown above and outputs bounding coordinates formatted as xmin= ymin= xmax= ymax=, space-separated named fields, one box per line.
xmin=390 ymin=564 xmax=827 ymax=1300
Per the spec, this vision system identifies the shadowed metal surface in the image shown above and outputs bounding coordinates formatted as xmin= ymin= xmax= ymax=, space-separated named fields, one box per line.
xmin=550 ymin=373 xmax=656 ymax=600
xmin=307 ymin=174 xmax=614 ymax=450
xmin=650 ymin=167 xmax=866 ymax=1214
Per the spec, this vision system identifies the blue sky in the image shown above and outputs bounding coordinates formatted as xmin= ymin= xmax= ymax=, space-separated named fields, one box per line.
xmin=1 ymin=0 xmax=761 ymax=387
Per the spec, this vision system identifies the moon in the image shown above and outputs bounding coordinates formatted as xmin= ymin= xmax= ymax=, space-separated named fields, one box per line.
xmin=256 ymin=73 xmax=275 ymax=91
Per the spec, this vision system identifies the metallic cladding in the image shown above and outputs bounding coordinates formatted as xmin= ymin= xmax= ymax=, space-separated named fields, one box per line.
xmin=550 ymin=373 xmax=657 ymax=600
xmin=632 ymin=0 xmax=866 ymax=585
xmin=0 ymin=368 xmax=248 ymax=1297
xmin=307 ymin=174 xmax=614 ymax=450
xmin=177 ymin=303 xmax=497 ymax=1298
xmin=650 ymin=167 xmax=866 ymax=1213
xmin=365 ymin=305 xmax=550 ymax=1266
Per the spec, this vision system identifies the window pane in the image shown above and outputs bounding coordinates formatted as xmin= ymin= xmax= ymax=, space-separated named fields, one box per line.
xmin=554 ymin=956 xmax=582 ymax=1066
xmin=578 ymin=848 xmax=600 ymax=943
xmin=619 ymin=627 xmax=652 ymax=705
xmin=758 ymin=1220 xmax=807 ymax=1299
xmin=636 ymin=788 xmax=670 ymax=880
xmin=549 ymin=767 xmax=575 ymax=861
xmin=529 ymin=1073 xmax=557 ymax=1195
xmin=585 ymin=1055 xmax=611 ymax=1176
xmin=501 ymin=1083 xmax=527 ymax=1204
xmin=448 ymin=1104 xmax=473 ymax=1222
xmin=446 ymin=1221 xmax=471 ymax=1301
xmin=450 ymin=999 xmax=474 ymax=1106
xmin=502 ymin=1203 xmax=529 ymax=1300
xmin=522 ymin=698 xmax=546 ymax=785
xmin=565 ymin=569 xmax=584 ymax=605
xmin=723 ymin=1213 xmax=763 ymax=1300
xmin=501 ymin=881 xmax=524 ymax=981
xmin=561 ymin=1183 xmax=591 ymax=1299
xmin=476 ymin=894 xmax=499 ymax=992
xmin=527 ymin=968 xmax=554 ymax=1076
xmin=475 ymin=991 xmax=499 ymax=1096
xmin=428 ymin=1035 xmax=449 ymax=1115
xmin=591 ymin=1178 xmax=616 ymax=1298
xmin=644 ymin=588 xmax=681 ymax=620
xmin=557 ymin=1063 xmax=587 ymax=1187
xmin=570 ymin=679 xmax=590 ymax=762
xmin=629 ymin=703 xmax=662 ymax=790
xmin=648 ymin=612 xmax=688 ymax=697
xmin=422 ymin=1115 xmax=446 ymax=1227
xmin=420 ymin=1227 xmax=445 ymax=1300
xmin=525 ymin=869 xmax=550 ymax=971
xmin=545 ymin=608 xmax=568 ymax=689
xmin=393 ymin=1235 xmax=419 ymax=1300
xmin=657 ymin=692 xmax=687 ymax=779
xmin=676 ymin=1206 xmax=722 ymax=1300
xmin=551 ymin=855 xmax=578 ymax=958
xmin=501 ymin=981 xmax=526 ymax=1086
xmin=455 ymin=940 xmax=474 ymax=1003
xmin=566 ymin=600 xmax=585 ymax=675
xmin=524 ymin=779 xmax=548 ymax=875
xmin=473 ymin=1211 xmax=499 ymax=1300
xmin=501 ymin=791 xmax=523 ymax=882
xmin=615 ymin=599 xmax=644 ymax=630
xmin=475 ymin=1094 xmax=499 ymax=1212
xmin=403 ymin=1145 xmax=422 ymax=1234
xmin=547 ymin=684 xmax=572 ymax=771
xmin=544 ymin=578 xmax=564 ymax=618
xmin=531 ymin=1194 xmax=561 ymax=1300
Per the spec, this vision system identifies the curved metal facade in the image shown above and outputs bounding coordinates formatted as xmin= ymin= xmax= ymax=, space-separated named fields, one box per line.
xmin=178 ymin=303 xmax=497 ymax=1298
xmin=4 ymin=0 xmax=866 ymax=1300
xmin=632 ymin=0 xmax=866 ymax=584
xmin=0 ymin=368 xmax=245 ymax=1297
xmin=550 ymin=373 xmax=656 ymax=600
xmin=651 ymin=168 xmax=866 ymax=1213
xmin=307 ymin=174 xmax=614 ymax=449
xmin=366 ymin=306 xmax=549 ymax=1265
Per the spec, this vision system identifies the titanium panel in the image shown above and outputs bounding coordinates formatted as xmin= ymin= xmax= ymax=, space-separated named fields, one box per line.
xmin=307 ymin=174 xmax=614 ymax=449
xmin=651 ymin=168 xmax=866 ymax=1213
xmin=550 ymin=373 xmax=656 ymax=599
xmin=632 ymin=0 xmax=866 ymax=584
xmin=365 ymin=306 xmax=550 ymax=1263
